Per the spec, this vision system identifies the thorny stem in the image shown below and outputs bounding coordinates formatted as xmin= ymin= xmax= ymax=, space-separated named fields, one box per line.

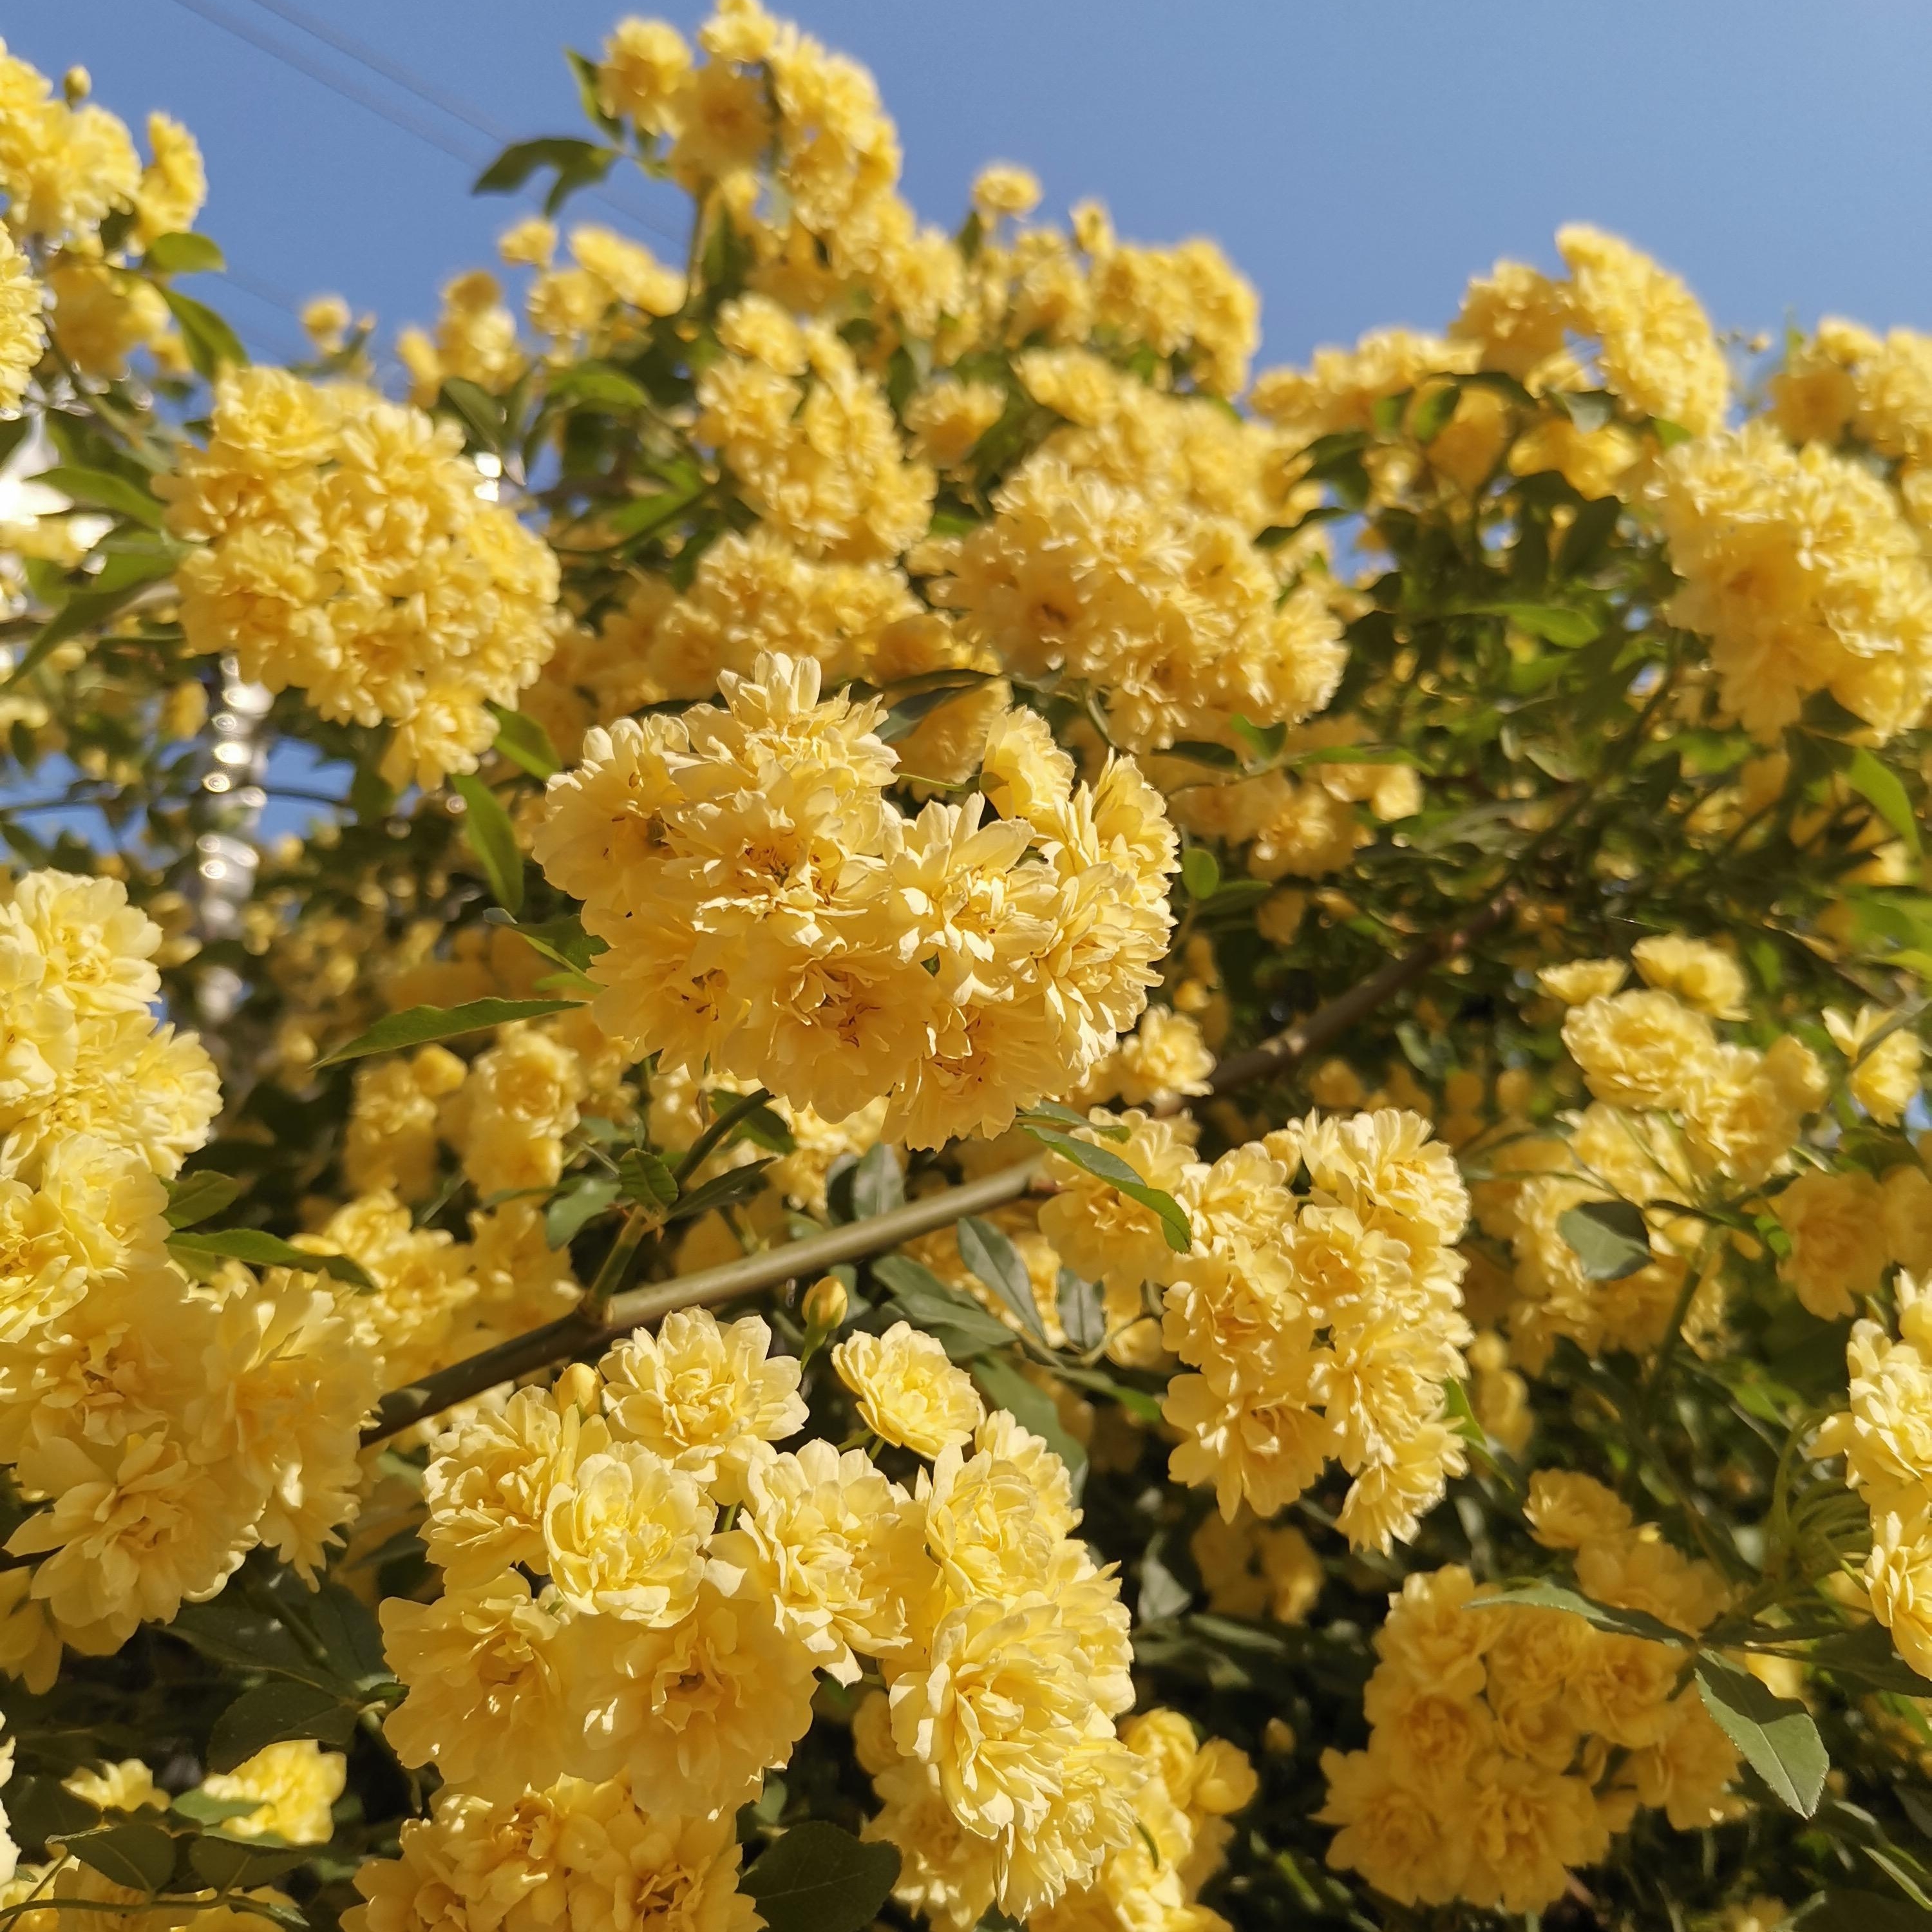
xmin=363 ymin=886 xmax=1523 ymax=1444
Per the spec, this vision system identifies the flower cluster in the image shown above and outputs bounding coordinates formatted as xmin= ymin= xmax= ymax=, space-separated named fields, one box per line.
xmin=164 ymin=368 xmax=562 ymax=788
xmin=357 ymin=1305 xmax=1208 ymax=1927
xmin=0 ymin=871 xmax=372 ymax=1680
xmin=1043 ymin=1105 xmax=1472 ymax=1549
xmin=0 ymin=41 xmax=207 ymax=385
xmin=1817 ymin=1273 xmax=1932 ymax=1676
xmin=1321 ymin=1480 xmax=1739 ymax=1915
xmin=534 ymin=652 xmax=1178 ymax=1148
xmin=1476 ymin=940 xmax=1835 ymax=1368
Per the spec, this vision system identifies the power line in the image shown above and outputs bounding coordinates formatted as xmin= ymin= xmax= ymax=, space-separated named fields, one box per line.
xmin=164 ymin=0 xmax=486 ymax=169
xmin=243 ymin=0 xmax=512 ymax=145
xmin=222 ymin=0 xmax=683 ymax=246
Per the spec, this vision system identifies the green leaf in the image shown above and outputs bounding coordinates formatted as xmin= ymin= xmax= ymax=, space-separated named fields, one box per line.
xmin=1555 ymin=495 xmax=1622 ymax=577
xmin=710 ymin=1092 xmax=795 ymax=1156
xmin=1229 ymin=714 xmax=1289 ymax=767
xmin=564 ymin=46 xmax=623 ymax=137
xmin=316 ymin=998 xmax=581 ymax=1066
xmin=849 ymin=1142 xmax=904 ymax=1220
xmin=1557 ymin=1198 xmax=1653 ymax=1280
xmin=1555 ymin=389 xmax=1616 ymax=433
xmin=165 ymin=1170 xmax=247 ymax=1227
xmin=5 ymin=586 xmax=143 ymax=688
xmin=972 ymin=1350 xmax=1086 ymax=1491
xmin=303 ymin=1579 xmax=392 ymax=1688
xmin=1056 ymin=1267 xmax=1106 ymax=1353
xmin=439 ymin=377 xmax=506 ymax=451
xmin=168 ymin=1227 xmax=373 ymax=1291
xmin=1469 ymin=1579 xmax=1690 ymax=1648
xmin=1137 ymin=1533 xmax=1193 ymax=1622
xmin=739 ymin=1821 xmax=900 ymax=1932
xmin=451 ymin=772 xmax=526 ymax=916
xmin=489 ymin=703 xmax=562 ymax=780
xmin=170 ymin=1599 xmax=342 ymax=1690
xmin=548 ymin=362 xmax=650 ymax=411
xmin=59 ymin=1821 xmax=178 ymax=1893
xmin=36 ymin=464 xmax=165 ymax=529
xmin=1694 ymin=1651 xmax=1828 ymax=1816
xmin=1164 ymin=739 xmax=1243 ymax=772
xmin=616 ymin=1148 xmax=679 ymax=1213
xmin=5 ymin=1776 xmax=99 ymax=1849
xmin=1842 ymin=745 xmax=1923 ymax=857
xmin=601 ymin=479 xmax=710 ymax=541
xmin=957 ymin=1214 xmax=1049 ymax=1345
xmin=667 ymin=1159 xmax=774 ymax=1224
xmin=1476 ymin=602 xmax=1600 ymax=647
xmin=190 ymin=1837 xmax=312 ymax=1890
xmin=143 ymin=231 xmax=225 ymax=275
xmin=547 ymin=1173 xmax=620 ymax=1247
xmin=872 ymin=1255 xmax=1018 ymax=1359
xmin=1808 ymin=1620 xmax=1932 ymax=1694
xmin=488 ymin=911 xmax=606 ymax=974
xmin=1180 ymin=847 xmax=1221 ymax=900
xmin=89 ymin=531 xmax=188 ymax=594
xmin=1019 ymin=1102 xmax=1131 ymax=1142
xmin=160 ymin=285 xmax=249 ymax=379
xmin=1021 ymin=1124 xmax=1191 ymax=1255
xmin=1409 ymin=380 xmax=1461 ymax=444
xmin=208 ymin=1680 xmax=356 ymax=1775
xmin=473 ymin=135 xmax=617 ymax=196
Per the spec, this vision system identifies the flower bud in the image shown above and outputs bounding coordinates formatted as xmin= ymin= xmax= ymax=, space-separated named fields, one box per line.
xmin=802 ymin=1274 xmax=848 ymax=1334
xmin=62 ymin=66 xmax=90 ymax=104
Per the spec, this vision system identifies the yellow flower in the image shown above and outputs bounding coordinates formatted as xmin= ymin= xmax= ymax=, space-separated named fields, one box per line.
xmin=542 ymin=1441 xmax=710 ymax=1624
xmin=888 ymin=1593 xmax=1094 ymax=1837
xmin=381 ymin=1574 xmax=576 ymax=1801
xmin=196 ymin=1740 xmax=346 ymax=1846
xmin=1630 ymin=935 xmax=1747 ymax=1019
xmin=1524 ymin=1470 xmax=1634 ymax=1552
xmin=1537 ymin=958 xmax=1629 ymax=1007
xmin=1562 ymin=988 xmax=1717 ymax=1113
xmin=1775 ymin=1168 xmax=1888 ymax=1320
xmin=599 ymin=1308 xmax=806 ymax=1502
xmin=596 ymin=18 xmax=692 ymax=131
xmin=1826 ymin=1004 xmax=1922 ymax=1126
xmin=563 ymin=1580 xmax=819 ymax=1818
xmin=709 ymin=1438 xmax=923 ymax=1680
xmin=1864 ymin=1509 xmax=1932 ymax=1679
xmin=833 ymin=1321 xmax=984 ymax=1457
xmin=0 ymin=226 xmax=43 ymax=411
xmin=61 ymin=1759 xmax=163 ymax=1812
xmin=1316 ymin=1741 xmax=1469 ymax=1908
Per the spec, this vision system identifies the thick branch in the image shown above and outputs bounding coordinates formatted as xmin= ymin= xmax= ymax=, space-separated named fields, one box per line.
xmin=363 ymin=887 xmax=1519 ymax=1444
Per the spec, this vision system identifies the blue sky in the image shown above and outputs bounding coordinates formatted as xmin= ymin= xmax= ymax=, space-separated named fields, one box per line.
xmin=16 ymin=1 xmax=1932 ymax=377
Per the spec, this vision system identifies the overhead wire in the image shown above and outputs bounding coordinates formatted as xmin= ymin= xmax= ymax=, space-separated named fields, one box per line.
xmin=239 ymin=0 xmax=685 ymax=243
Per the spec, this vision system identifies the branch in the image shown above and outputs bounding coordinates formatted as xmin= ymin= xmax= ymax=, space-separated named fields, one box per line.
xmin=364 ymin=1155 xmax=1043 ymax=1441
xmin=362 ymin=886 xmax=1519 ymax=1444
xmin=1204 ymin=889 xmax=1519 ymax=1095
